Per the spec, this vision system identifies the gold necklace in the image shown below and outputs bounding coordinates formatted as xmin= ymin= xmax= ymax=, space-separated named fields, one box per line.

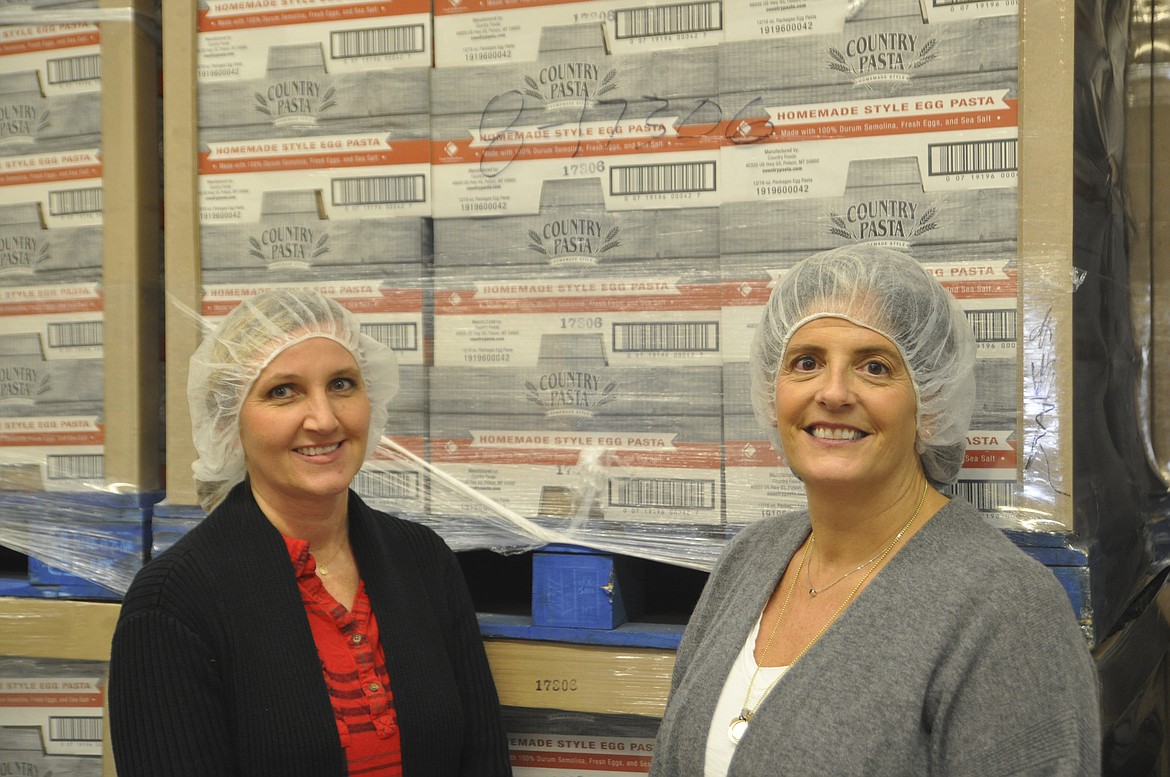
xmin=806 ymin=535 xmax=884 ymax=596
xmin=314 ymin=538 xmax=347 ymax=577
xmin=727 ymin=482 xmax=928 ymax=745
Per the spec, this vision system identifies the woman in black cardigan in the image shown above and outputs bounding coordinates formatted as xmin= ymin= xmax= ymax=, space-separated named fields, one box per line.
xmin=109 ymin=289 xmax=512 ymax=777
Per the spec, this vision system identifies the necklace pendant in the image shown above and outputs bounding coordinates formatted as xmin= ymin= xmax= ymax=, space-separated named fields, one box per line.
xmin=808 ymin=587 xmax=817 ymax=596
xmin=728 ymin=715 xmax=749 ymax=744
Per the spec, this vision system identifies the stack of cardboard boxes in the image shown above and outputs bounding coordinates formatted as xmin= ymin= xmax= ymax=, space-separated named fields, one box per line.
xmin=428 ymin=17 xmax=726 ymax=534
xmin=0 ymin=3 xmax=159 ymax=771
xmin=0 ymin=2 xmax=160 ymax=598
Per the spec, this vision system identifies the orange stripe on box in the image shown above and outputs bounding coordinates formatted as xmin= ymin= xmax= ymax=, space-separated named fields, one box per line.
xmin=200 ymin=143 xmax=429 ymax=175
xmin=198 ymin=3 xmax=419 ymax=32
xmin=430 ymin=440 xmax=721 ymax=469
xmin=0 ymin=693 xmax=103 ymax=707
xmin=435 ymin=286 xmax=723 ymax=315
xmin=0 ymin=165 xmax=101 ymax=188
xmin=0 ymin=432 xmax=104 ymax=446
xmin=0 ymin=31 xmax=99 ymax=56
xmin=510 ymin=749 xmax=652 ymax=772
xmin=432 ymin=133 xmax=721 ymax=165
xmin=0 ymin=299 xmax=103 ymax=316
xmin=727 ymin=100 xmax=1019 ymax=144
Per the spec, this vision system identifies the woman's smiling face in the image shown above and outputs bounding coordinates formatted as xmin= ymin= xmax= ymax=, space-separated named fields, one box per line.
xmin=774 ymin=317 xmax=921 ymax=492
xmin=238 ymin=336 xmax=370 ymax=513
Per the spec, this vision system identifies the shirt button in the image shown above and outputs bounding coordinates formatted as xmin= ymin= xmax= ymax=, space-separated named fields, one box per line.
xmin=352 ymin=634 xmax=363 ymax=644
xmin=368 ymin=683 xmax=380 ymax=693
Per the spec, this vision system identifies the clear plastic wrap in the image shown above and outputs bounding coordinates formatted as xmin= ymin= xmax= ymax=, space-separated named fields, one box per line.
xmin=1126 ymin=0 xmax=1170 ymax=487
xmin=0 ymin=3 xmax=162 ymax=598
xmin=0 ymin=1 xmax=1164 ymax=663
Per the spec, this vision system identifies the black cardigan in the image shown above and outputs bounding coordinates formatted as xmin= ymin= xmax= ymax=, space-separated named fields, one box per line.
xmin=109 ymin=483 xmax=512 ymax=777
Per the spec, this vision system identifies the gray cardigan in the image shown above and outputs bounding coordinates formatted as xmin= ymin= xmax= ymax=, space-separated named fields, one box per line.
xmin=650 ymin=498 xmax=1100 ymax=777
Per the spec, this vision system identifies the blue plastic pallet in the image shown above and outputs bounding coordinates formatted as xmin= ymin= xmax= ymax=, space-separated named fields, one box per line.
xmin=0 ymin=490 xmax=163 ymax=599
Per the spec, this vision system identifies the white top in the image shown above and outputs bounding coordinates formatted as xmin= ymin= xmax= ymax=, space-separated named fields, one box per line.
xmin=704 ymin=615 xmax=788 ymax=777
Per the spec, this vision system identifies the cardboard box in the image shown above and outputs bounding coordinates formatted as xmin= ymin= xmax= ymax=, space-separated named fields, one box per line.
xmin=0 ymin=657 xmax=104 ymax=776
xmin=434 ymin=259 xmax=721 ymax=369
xmin=0 ymin=21 xmax=103 ymax=154
xmin=196 ymin=0 xmax=432 ymax=80
xmin=722 ymin=0 xmax=1014 ymax=43
xmin=0 ymin=599 xmax=119 ymax=777
xmin=429 ymin=363 xmax=723 ymax=525
xmin=484 ymin=638 xmax=674 ymax=717
xmin=719 ymin=14 xmax=1018 ymax=204
xmin=431 ymin=45 xmax=722 ymax=218
xmin=434 ymin=178 xmax=718 ymax=269
xmin=503 ymin=706 xmax=658 ymax=776
xmin=0 ymin=311 xmax=105 ymax=491
xmin=434 ymin=0 xmax=723 ymax=67
xmin=199 ymin=132 xmax=431 ymax=221
xmin=197 ymin=41 xmax=429 ymax=142
xmin=0 ymin=201 xmax=103 ymax=284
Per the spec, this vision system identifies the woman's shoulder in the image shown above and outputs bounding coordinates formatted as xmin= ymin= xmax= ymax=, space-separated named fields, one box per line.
xmin=118 ymin=522 xmax=223 ymax=625
xmin=919 ymin=498 xmax=1077 ymax=610
xmin=121 ymin=505 xmax=257 ymax=608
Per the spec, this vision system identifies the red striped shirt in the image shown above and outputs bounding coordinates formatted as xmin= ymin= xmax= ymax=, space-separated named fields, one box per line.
xmin=285 ymin=536 xmax=404 ymax=776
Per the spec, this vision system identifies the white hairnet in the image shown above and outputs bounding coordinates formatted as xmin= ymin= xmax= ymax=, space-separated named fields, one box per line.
xmin=188 ymin=289 xmax=399 ymax=512
xmin=749 ymin=245 xmax=977 ymax=486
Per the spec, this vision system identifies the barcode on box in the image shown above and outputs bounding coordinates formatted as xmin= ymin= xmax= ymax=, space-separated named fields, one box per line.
xmin=47 ymin=54 xmax=101 ymax=85
xmin=612 ymin=321 xmax=719 ymax=353
xmin=49 ymin=187 xmax=102 ymax=217
xmin=361 ymin=322 xmax=419 ymax=352
xmin=610 ymin=161 xmax=717 ymax=196
xmin=332 ymin=175 xmax=427 ymax=206
xmin=928 ymin=139 xmax=1017 ymax=176
xmin=609 ymin=477 xmax=716 ymax=509
xmin=356 ymin=469 xmax=420 ymax=499
xmin=966 ymin=309 xmax=1016 ymax=343
xmin=47 ymin=454 xmax=103 ymax=480
xmin=614 ymin=1 xmax=723 ymax=39
xmin=49 ymin=716 xmax=102 ymax=743
xmin=330 ymin=25 xmax=427 ymax=58
xmin=47 ymin=321 xmax=103 ymax=349
xmin=946 ymin=480 xmax=1014 ymax=512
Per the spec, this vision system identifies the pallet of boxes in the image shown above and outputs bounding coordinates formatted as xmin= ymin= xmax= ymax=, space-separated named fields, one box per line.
xmin=0 ymin=2 xmax=161 ymax=776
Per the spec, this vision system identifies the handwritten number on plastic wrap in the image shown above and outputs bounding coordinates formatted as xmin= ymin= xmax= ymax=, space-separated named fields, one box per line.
xmin=643 ymin=95 xmax=671 ymax=142
xmin=725 ymin=96 xmax=774 ymax=145
xmin=479 ymin=89 xmax=528 ymax=178
xmin=595 ymin=97 xmax=630 ymax=151
xmin=676 ymin=97 xmax=724 ymax=141
xmin=562 ymin=97 xmax=593 ymax=160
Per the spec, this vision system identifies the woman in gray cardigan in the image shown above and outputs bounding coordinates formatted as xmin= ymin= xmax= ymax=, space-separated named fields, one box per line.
xmin=650 ymin=246 xmax=1099 ymax=777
